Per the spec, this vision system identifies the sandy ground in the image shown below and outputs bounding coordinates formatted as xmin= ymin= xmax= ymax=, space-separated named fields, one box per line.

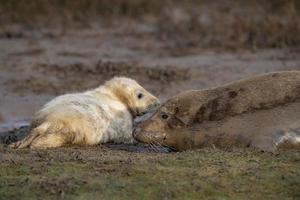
xmin=0 ymin=26 xmax=300 ymax=199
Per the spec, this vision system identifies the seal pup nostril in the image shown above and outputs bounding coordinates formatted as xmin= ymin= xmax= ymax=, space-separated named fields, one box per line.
xmin=154 ymin=102 xmax=161 ymax=108
xmin=147 ymin=102 xmax=160 ymax=112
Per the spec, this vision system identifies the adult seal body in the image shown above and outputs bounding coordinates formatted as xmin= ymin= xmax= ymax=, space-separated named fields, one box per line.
xmin=10 ymin=77 xmax=160 ymax=149
xmin=134 ymin=71 xmax=300 ymax=152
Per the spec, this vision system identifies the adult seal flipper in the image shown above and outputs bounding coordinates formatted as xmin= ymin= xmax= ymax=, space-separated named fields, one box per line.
xmin=134 ymin=71 xmax=300 ymax=151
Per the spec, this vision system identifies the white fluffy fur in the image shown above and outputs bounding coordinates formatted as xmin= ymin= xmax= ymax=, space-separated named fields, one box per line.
xmin=10 ymin=77 xmax=160 ymax=149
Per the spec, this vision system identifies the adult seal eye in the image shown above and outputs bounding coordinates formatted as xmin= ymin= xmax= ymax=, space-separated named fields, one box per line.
xmin=161 ymin=113 xmax=169 ymax=120
xmin=137 ymin=93 xmax=143 ymax=99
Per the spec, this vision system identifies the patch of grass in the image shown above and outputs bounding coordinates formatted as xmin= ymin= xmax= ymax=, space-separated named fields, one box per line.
xmin=0 ymin=147 xmax=299 ymax=199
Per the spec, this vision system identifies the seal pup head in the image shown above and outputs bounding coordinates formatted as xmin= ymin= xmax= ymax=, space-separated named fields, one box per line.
xmin=103 ymin=77 xmax=160 ymax=117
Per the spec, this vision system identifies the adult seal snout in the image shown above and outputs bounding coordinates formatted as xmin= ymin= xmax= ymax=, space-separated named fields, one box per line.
xmin=134 ymin=71 xmax=300 ymax=152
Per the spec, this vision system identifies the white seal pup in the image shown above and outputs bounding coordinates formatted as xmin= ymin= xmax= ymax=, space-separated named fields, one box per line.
xmin=10 ymin=77 xmax=160 ymax=149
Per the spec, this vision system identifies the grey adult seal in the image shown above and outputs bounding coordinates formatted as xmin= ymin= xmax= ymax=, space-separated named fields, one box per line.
xmin=134 ymin=71 xmax=300 ymax=152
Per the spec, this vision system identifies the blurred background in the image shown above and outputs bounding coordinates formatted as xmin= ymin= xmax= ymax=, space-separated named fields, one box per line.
xmin=0 ymin=0 xmax=300 ymax=130
xmin=1 ymin=0 xmax=300 ymax=49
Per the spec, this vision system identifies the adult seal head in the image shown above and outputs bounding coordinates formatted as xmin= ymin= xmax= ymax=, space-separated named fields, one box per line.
xmin=134 ymin=71 xmax=300 ymax=152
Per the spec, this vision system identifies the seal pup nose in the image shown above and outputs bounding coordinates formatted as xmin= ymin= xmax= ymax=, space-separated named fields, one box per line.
xmin=153 ymin=101 xmax=161 ymax=108
xmin=148 ymin=101 xmax=160 ymax=112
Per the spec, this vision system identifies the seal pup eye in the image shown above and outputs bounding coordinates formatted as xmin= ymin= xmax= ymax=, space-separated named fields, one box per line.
xmin=161 ymin=113 xmax=169 ymax=120
xmin=137 ymin=93 xmax=144 ymax=99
